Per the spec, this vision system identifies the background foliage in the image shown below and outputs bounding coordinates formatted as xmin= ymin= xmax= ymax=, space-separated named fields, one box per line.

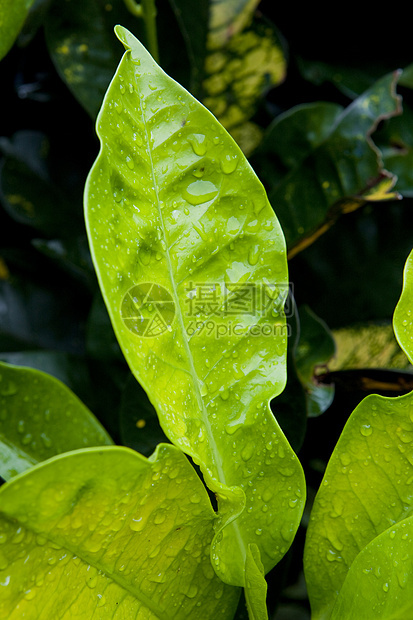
xmin=1 ymin=1 xmax=413 ymax=618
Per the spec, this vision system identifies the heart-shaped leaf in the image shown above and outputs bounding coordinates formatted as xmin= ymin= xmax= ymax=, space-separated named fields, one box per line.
xmin=304 ymin=247 xmax=413 ymax=619
xmin=0 ymin=361 xmax=113 ymax=480
xmin=0 ymin=444 xmax=240 ymax=618
xmin=85 ymin=26 xmax=305 ymax=587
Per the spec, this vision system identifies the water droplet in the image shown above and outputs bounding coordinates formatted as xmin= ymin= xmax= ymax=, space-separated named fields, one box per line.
xmin=248 ymin=245 xmax=260 ymax=266
xmin=241 ymin=444 xmax=254 ymax=462
xmin=219 ymin=388 xmax=230 ymax=401
xmin=382 ymin=582 xmax=389 ymax=593
xmin=130 ymin=516 xmax=146 ymax=532
xmin=154 ymin=512 xmax=166 ymax=525
xmin=220 ymin=153 xmax=238 ymax=174
xmin=183 ymin=180 xmax=218 ymax=206
xmin=0 ymin=379 xmax=17 ymax=396
xmin=126 ymin=155 xmax=134 ymax=169
xmin=187 ymin=134 xmax=207 ymax=156
xmin=360 ymin=424 xmax=373 ymax=437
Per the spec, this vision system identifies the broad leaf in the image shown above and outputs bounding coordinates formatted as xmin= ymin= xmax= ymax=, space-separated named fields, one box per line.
xmin=329 ymin=518 xmax=413 ymax=620
xmin=0 ymin=444 xmax=240 ymax=619
xmin=85 ymin=26 xmax=305 ymax=587
xmin=255 ymin=74 xmax=402 ymax=255
xmin=304 ymin=248 xmax=413 ymax=619
xmin=0 ymin=361 xmax=113 ymax=479
xmin=0 ymin=0 xmax=35 ymax=60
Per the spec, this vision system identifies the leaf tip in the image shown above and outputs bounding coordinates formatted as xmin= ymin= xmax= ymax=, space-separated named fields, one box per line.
xmin=114 ymin=25 xmax=134 ymax=51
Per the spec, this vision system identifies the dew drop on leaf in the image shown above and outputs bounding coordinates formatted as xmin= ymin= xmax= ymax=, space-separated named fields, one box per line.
xmin=187 ymin=133 xmax=207 ymax=156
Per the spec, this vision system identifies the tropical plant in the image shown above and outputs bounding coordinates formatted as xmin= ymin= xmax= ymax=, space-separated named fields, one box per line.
xmin=1 ymin=2 xmax=413 ymax=619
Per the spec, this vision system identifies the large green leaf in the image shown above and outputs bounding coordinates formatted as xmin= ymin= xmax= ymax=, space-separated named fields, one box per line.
xmin=0 ymin=444 xmax=240 ymax=618
xmin=85 ymin=26 xmax=305 ymax=587
xmin=0 ymin=361 xmax=113 ymax=480
xmin=254 ymin=74 xmax=402 ymax=255
xmin=329 ymin=518 xmax=413 ymax=619
xmin=0 ymin=0 xmax=35 ymax=60
xmin=304 ymin=248 xmax=413 ymax=619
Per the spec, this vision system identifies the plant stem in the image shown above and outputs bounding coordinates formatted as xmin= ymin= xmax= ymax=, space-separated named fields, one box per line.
xmin=124 ymin=0 xmax=159 ymax=63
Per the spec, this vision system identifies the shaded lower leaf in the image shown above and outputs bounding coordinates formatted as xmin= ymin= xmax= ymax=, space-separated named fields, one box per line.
xmin=330 ymin=518 xmax=413 ymax=620
xmin=0 ymin=444 xmax=240 ymax=619
xmin=263 ymin=72 xmax=402 ymax=254
xmin=44 ymin=0 xmax=146 ymax=118
xmin=0 ymin=131 xmax=82 ymax=237
xmin=0 ymin=361 xmax=113 ymax=480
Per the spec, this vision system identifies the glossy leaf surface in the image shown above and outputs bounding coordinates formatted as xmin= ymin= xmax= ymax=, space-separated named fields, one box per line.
xmin=0 ymin=444 xmax=240 ymax=619
xmin=0 ymin=0 xmax=35 ymax=60
xmin=304 ymin=248 xmax=413 ymax=619
xmin=0 ymin=362 xmax=113 ymax=479
xmin=85 ymin=26 xmax=305 ymax=586
xmin=329 ymin=518 xmax=413 ymax=620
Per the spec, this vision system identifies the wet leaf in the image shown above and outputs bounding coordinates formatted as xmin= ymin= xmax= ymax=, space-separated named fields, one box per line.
xmin=0 ymin=444 xmax=240 ymax=619
xmin=85 ymin=26 xmax=305 ymax=587
xmin=244 ymin=544 xmax=268 ymax=620
xmin=329 ymin=518 xmax=413 ymax=620
xmin=0 ymin=361 xmax=112 ymax=480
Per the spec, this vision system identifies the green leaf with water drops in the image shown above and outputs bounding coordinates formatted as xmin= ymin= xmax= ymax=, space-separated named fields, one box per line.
xmin=0 ymin=0 xmax=35 ymax=61
xmin=85 ymin=25 xmax=305 ymax=587
xmin=393 ymin=248 xmax=413 ymax=364
xmin=244 ymin=544 xmax=268 ymax=620
xmin=328 ymin=517 xmax=413 ymax=620
xmin=304 ymin=387 xmax=413 ymax=619
xmin=0 ymin=444 xmax=240 ymax=619
xmin=0 ymin=361 xmax=113 ymax=480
